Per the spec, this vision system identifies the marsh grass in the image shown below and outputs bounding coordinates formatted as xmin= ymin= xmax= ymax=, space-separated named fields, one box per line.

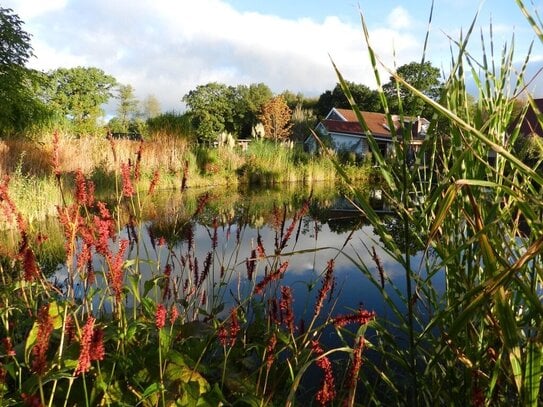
xmin=313 ymin=1 xmax=543 ymax=405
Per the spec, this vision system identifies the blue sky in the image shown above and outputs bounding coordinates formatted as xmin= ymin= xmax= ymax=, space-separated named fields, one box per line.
xmin=4 ymin=0 xmax=542 ymax=113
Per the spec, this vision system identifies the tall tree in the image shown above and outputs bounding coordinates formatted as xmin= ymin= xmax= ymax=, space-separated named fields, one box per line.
xmin=0 ymin=7 xmax=48 ymax=135
xmin=259 ymin=95 xmax=292 ymax=142
xmin=182 ymin=82 xmax=239 ymax=142
xmin=116 ymin=84 xmax=139 ymax=131
xmin=236 ymin=83 xmax=272 ymax=137
xmin=141 ymin=94 xmax=161 ymax=120
xmin=42 ymin=66 xmax=117 ymax=134
xmin=383 ymin=61 xmax=442 ymax=116
xmin=316 ymin=81 xmax=381 ymax=118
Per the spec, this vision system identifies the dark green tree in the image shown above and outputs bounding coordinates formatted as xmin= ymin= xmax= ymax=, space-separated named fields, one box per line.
xmin=42 ymin=66 xmax=117 ymax=135
xmin=182 ymin=82 xmax=240 ymax=142
xmin=236 ymin=83 xmax=273 ymax=137
xmin=383 ymin=61 xmax=442 ymax=116
xmin=0 ymin=7 xmax=50 ymax=136
xmin=316 ymin=81 xmax=381 ymax=118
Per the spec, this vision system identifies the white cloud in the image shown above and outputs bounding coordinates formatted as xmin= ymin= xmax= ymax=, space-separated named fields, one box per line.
xmin=3 ymin=0 xmax=67 ymax=20
xmin=4 ymin=0 xmax=424 ymax=113
xmin=387 ymin=6 xmax=412 ymax=30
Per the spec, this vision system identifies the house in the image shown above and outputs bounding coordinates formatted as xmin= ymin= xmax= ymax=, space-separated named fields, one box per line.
xmin=305 ymin=108 xmax=429 ymax=160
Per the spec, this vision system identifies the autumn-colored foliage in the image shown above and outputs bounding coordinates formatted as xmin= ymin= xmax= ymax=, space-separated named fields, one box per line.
xmin=259 ymin=95 xmax=293 ymax=142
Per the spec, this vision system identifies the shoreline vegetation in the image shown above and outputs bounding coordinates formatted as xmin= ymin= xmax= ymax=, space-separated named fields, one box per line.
xmin=0 ymin=134 xmax=374 ymax=227
xmin=1 ymin=0 xmax=543 ymax=405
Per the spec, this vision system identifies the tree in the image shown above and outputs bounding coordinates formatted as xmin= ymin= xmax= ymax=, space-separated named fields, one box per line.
xmin=141 ymin=94 xmax=161 ymax=120
xmin=383 ymin=61 xmax=442 ymax=116
xmin=182 ymin=82 xmax=240 ymax=142
xmin=116 ymin=84 xmax=139 ymax=131
xmin=42 ymin=66 xmax=117 ymax=134
xmin=236 ymin=83 xmax=273 ymax=137
xmin=0 ymin=7 xmax=49 ymax=136
xmin=316 ymin=81 xmax=381 ymax=118
xmin=259 ymin=95 xmax=292 ymax=142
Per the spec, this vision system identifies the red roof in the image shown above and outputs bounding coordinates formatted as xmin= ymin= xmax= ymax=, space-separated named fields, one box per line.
xmin=323 ymin=109 xmax=392 ymax=137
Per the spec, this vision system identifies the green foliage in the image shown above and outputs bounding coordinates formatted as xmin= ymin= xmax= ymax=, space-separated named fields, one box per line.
xmin=116 ymin=84 xmax=139 ymax=131
xmin=383 ymin=61 xmax=443 ymax=116
xmin=182 ymin=82 xmax=241 ymax=142
xmin=316 ymin=81 xmax=381 ymax=118
xmin=0 ymin=8 xmax=54 ymax=137
xmin=146 ymin=111 xmax=194 ymax=141
xmin=40 ymin=66 xmax=117 ymax=135
xmin=236 ymin=82 xmax=273 ymax=136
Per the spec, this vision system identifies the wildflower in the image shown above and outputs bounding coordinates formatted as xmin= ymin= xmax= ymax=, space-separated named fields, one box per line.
xmin=32 ymin=304 xmax=53 ymax=375
xmin=169 ymin=305 xmax=179 ymax=325
xmin=312 ymin=340 xmax=336 ymax=406
xmin=314 ymin=259 xmax=335 ymax=317
xmin=75 ymin=169 xmax=87 ymax=205
xmin=217 ymin=325 xmax=228 ymax=347
xmin=21 ymin=392 xmax=43 ymax=407
xmin=155 ymin=304 xmax=167 ymax=330
xmin=121 ymin=162 xmax=134 ymax=198
xmin=107 ymin=239 xmax=129 ymax=303
xmin=332 ymin=308 xmax=376 ymax=328
xmin=255 ymin=261 xmax=288 ymax=295
xmin=246 ymin=249 xmax=256 ymax=280
xmin=20 ymin=238 xmax=40 ymax=282
xmin=229 ymin=307 xmax=240 ymax=346
xmin=147 ymin=168 xmax=160 ymax=196
xmin=64 ymin=314 xmax=76 ymax=344
xmin=199 ymin=251 xmax=213 ymax=287
xmin=162 ymin=264 xmax=172 ymax=300
xmin=266 ymin=333 xmax=277 ymax=371
xmin=371 ymin=246 xmax=385 ymax=289
xmin=280 ymin=286 xmax=295 ymax=334
xmin=157 ymin=236 xmax=166 ymax=247
xmin=193 ymin=192 xmax=210 ymax=216
xmin=0 ymin=176 xmax=26 ymax=234
xmin=2 ymin=337 xmax=16 ymax=357
xmin=346 ymin=337 xmax=365 ymax=393
xmin=91 ymin=327 xmax=105 ymax=362
xmin=75 ymin=316 xmax=99 ymax=375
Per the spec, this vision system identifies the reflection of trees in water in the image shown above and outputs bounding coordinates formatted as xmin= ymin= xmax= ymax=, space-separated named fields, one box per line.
xmin=379 ymin=215 xmax=426 ymax=254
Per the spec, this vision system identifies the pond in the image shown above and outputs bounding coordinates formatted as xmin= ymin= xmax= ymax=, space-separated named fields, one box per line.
xmin=35 ymin=182 xmax=431 ymax=335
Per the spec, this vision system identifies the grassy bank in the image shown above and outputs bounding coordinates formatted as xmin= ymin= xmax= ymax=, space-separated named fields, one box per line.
xmin=0 ymin=135 xmax=372 ymax=225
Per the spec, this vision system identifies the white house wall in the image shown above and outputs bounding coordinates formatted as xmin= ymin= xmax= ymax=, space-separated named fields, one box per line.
xmin=330 ymin=134 xmax=369 ymax=156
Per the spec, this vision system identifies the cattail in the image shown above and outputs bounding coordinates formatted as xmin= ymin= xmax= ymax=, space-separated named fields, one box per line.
xmin=332 ymin=308 xmax=376 ymax=328
xmin=312 ymin=340 xmax=336 ymax=406
xmin=155 ymin=304 xmax=167 ymax=330
xmin=314 ymin=259 xmax=335 ymax=317
xmin=280 ymin=286 xmax=295 ymax=334
xmin=147 ymin=168 xmax=160 ymax=196
xmin=121 ymin=162 xmax=134 ymax=198
xmin=32 ymin=305 xmax=53 ymax=375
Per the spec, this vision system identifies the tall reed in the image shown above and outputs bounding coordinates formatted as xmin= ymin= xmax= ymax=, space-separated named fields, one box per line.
xmin=321 ymin=1 xmax=543 ymax=405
